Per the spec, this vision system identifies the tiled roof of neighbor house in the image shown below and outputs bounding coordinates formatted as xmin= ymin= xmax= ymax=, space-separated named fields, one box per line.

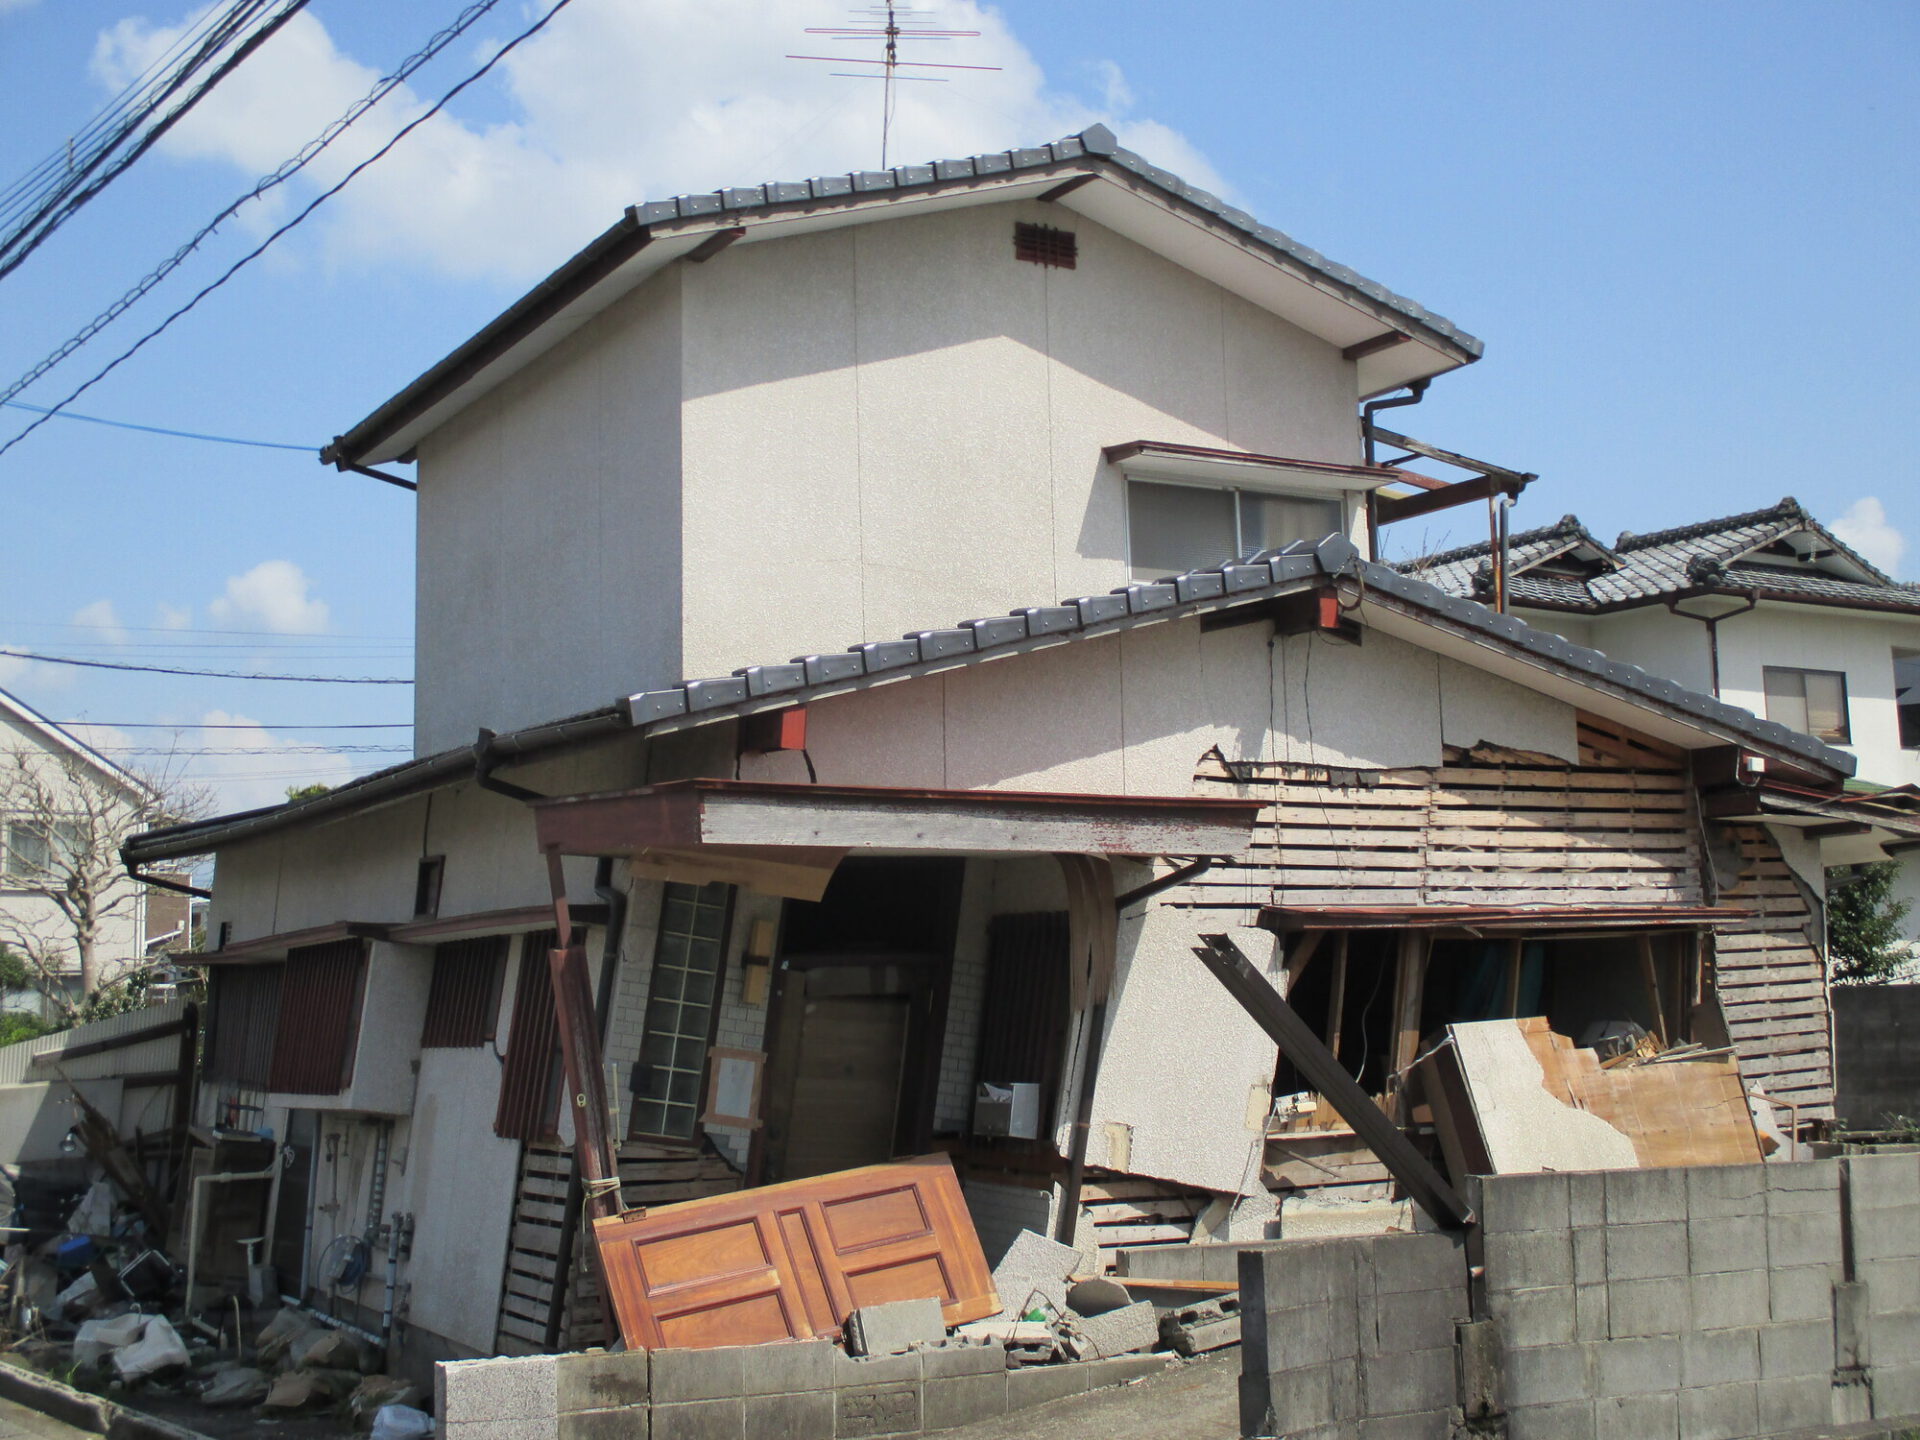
xmin=124 ymin=534 xmax=1858 ymax=864
xmin=326 ymin=126 xmax=1481 ymax=467
xmin=1405 ymin=497 xmax=1920 ymax=615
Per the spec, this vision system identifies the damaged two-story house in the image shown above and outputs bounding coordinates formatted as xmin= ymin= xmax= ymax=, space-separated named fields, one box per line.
xmin=122 ymin=127 xmax=1903 ymax=1380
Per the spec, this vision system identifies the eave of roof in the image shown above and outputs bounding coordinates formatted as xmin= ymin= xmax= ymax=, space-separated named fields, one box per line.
xmin=126 ymin=532 xmax=1858 ymax=865
xmin=323 ymin=126 xmax=1484 ymax=469
xmin=0 ymin=685 xmax=150 ymax=796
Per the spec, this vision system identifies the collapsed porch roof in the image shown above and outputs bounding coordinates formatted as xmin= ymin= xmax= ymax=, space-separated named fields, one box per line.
xmin=530 ymin=778 xmax=1263 ymax=900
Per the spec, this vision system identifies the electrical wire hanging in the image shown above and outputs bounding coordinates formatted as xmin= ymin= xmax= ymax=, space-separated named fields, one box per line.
xmin=0 ymin=0 xmax=507 ymax=416
xmin=0 ymin=0 xmax=580 ymax=466
xmin=0 ymin=0 xmax=313 ymax=285
xmin=0 ymin=650 xmax=410 ymax=683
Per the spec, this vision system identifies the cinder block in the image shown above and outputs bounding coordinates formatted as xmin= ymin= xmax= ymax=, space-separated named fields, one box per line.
xmin=1678 ymin=1381 xmax=1758 ymax=1440
xmin=1247 ymin=1240 xmax=1346 ymax=1311
xmin=654 ymin=1347 xmax=748 ymax=1403
xmin=561 ymin=1410 xmax=647 ymax=1440
xmin=1479 ymin=1173 xmax=1571 ymax=1234
xmin=1835 ymin=1280 xmax=1872 ymax=1371
xmin=1572 ymin=1228 xmax=1606 ymax=1287
xmin=989 ymin=1229 xmax=1081 ymax=1319
xmin=834 ymin=1381 xmax=920 ymax=1438
xmin=1869 ymin=1306 xmax=1920 ymax=1360
xmin=1765 ymin=1159 xmax=1840 ymax=1214
xmin=1239 ymin=1371 xmax=1275 ymax=1439
xmin=1506 ymin=1400 xmax=1596 ymax=1440
xmin=848 ymin=1297 xmax=946 ymax=1357
xmin=442 ymin=1354 xmax=561 ymax=1425
xmin=1770 ymin=1264 xmax=1837 ymax=1324
xmin=1870 ymin=1361 xmax=1920 ymax=1418
xmin=1594 ymin=1336 xmax=1681 ymax=1399
xmin=1370 ymin=1232 xmax=1467 ymax=1295
xmin=746 ymin=1390 xmax=833 ymax=1440
xmin=1687 ymin=1214 xmax=1765 ymax=1275
xmin=1605 ymin=1168 xmax=1688 ymax=1225
xmin=1260 ymin=1303 xmax=1336 ymax=1373
xmin=1505 ymin=1343 xmax=1588 ymax=1408
xmin=917 ymin=1344 xmax=1003 ymax=1380
xmin=829 ymin=1350 xmax=921 ymax=1387
xmin=1488 ymin=1286 xmax=1575 ymax=1350
xmin=1755 ymin=1373 xmax=1831 ymax=1435
xmin=1568 ymin=1173 xmax=1606 ymax=1228
xmin=1603 ymin=1222 xmax=1688 ymax=1282
xmin=1680 ymin=1327 xmax=1758 ymax=1387
xmin=1851 ymin=1205 xmax=1920 ymax=1261
xmin=1355 ymin=1411 xmax=1451 ymax=1440
xmin=742 ymin=1338 xmax=834 ymax=1395
xmin=446 ymin=1422 xmax=558 ymax=1440
xmin=556 ymin=1349 xmax=649 ymax=1413
xmin=1263 ymin=1364 xmax=1335 ymax=1435
xmin=1864 ymin=1255 xmax=1920 ymax=1314
xmin=1370 ymin=1284 xmax=1469 ymax=1354
xmin=921 ymin=1373 xmax=1005 ymax=1433
xmin=1690 ymin=1270 xmax=1767 ymax=1331
xmin=1608 ymin=1278 xmax=1684 ymax=1340
xmin=1843 ymin=1151 xmax=1920 ymax=1210
xmin=655 ymin=1397 xmax=747 ymax=1440
xmin=1062 ymin=1299 xmax=1157 ymax=1359
xmin=1486 ymin=1229 xmax=1574 ymax=1290
xmin=1593 ymin=1392 xmax=1677 ymax=1440
xmin=1004 ymin=1364 xmax=1091 ymax=1411
xmin=1759 ymin=1319 xmax=1833 ymax=1378
xmin=1768 ymin=1209 xmax=1844 ymax=1268
xmin=1361 ymin=1344 xmax=1453 ymax=1416
xmin=1575 ymin=1284 xmax=1609 ymax=1342
xmin=1685 ymin=1164 xmax=1769 ymax=1220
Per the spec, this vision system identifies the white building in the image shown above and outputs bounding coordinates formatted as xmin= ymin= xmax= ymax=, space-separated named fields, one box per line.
xmin=129 ymin=129 xmax=1889 ymax=1381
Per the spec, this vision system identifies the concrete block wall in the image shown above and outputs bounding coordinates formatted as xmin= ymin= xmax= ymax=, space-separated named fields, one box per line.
xmin=1237 ymin=1231 xmax=1470 ymax=1439
xmin=1848 ymin=1150 xmax=1920 ymax=1418
xmin=437 ymin=1339 xmax=1166 ymax=1439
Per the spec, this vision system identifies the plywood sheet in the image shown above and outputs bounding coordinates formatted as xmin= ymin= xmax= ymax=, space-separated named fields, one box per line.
xmin=592 ymin=1153 xmax=996 ymax=1350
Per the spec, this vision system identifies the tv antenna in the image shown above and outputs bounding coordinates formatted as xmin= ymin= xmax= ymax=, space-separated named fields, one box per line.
xmin=788 ymin=4 xmax=1000 ymax=169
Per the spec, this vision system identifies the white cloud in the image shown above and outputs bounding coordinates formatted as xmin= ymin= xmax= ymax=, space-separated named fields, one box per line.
xmin=0 ymin=647 xmax=78 ymax=693
xmin=153 ymin=602 xmax=193 ymax=631
xmin=0 ymin=0 xmax=40 ymax=14
xmin=71 ymin=599 xmax=128 ymax=646
xmin=1830 ymin=497 xmax=1906 ymax=577
xmin=207 ymin=560 xmax=329 ymax=634
xmin=181 ymin=710 xmax=359 ymax=812
xmin=90 ymin=2 xmax=1226 ymax=282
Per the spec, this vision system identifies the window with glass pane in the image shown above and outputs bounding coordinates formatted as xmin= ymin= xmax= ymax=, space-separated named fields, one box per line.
xmin=1898 ymin=652 xmax=1920 ymax=749
xmin=2 ymin=818 xmax=76 ymax=880
xmin=628 ymin=882 xmax=732 ymax=1141
xmin=1763 ymin=667 xmax=1850 ymax=743
xmin=1127 ymin=479 xmax=1345 ymax=581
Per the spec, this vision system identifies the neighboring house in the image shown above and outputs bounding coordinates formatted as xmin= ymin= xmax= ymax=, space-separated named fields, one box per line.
xmin=1410 ymin=498 xmax=1920 ymax=941
xmin=0 ymin=686 xmax=154 ymax=1015
xmin=127 ymin=128 xmax=1894 ymax=1381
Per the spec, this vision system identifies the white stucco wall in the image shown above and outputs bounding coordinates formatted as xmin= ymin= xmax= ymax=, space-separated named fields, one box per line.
xmin=411 ymin=197 xmax=1363 ymax=751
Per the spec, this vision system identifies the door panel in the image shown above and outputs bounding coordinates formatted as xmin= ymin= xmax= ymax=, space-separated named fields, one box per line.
xmin=784 ymin=995 xmax=910 ymax=1180
xmin=592 ymin=1154 xmax=996 ymax=1349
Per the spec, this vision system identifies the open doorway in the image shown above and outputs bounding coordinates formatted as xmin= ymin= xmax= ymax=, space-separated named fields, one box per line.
xmin=759 ymin=858 xmax=963 ymax=1183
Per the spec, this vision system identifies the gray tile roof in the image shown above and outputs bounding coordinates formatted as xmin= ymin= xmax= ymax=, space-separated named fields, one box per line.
xmin=1404 ymin=497 xmax=1920 ymax=616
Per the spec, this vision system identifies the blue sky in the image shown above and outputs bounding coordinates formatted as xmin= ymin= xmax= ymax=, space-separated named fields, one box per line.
xmin=0 ymin=0 xmax=1914 ymax=808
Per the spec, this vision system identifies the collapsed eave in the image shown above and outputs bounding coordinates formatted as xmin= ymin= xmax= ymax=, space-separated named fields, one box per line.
xmin=322 ymin=127 xmax=1482 ymax=470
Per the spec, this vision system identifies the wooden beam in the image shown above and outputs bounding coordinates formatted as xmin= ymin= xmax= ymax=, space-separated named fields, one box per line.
xmin=1325 ymin=933 xmax=1350 ymax=1063
xmin=1504 ymin=937 xmax=1524 ymax=1017
xmin=1638 ymin=933 xmax=1670 ymax=1048
xmin=1282 ymin=929 xmax=1325 ymax=995
xmin=1375 ymin=473 xmax=1524 ymax=527
xmin=1037 ymin=173 xmax=1098 ymax=203
xmin=1189 ymin=933 xmax=1472 ymax=1230
xmin=685 ymin=227 xmax=745 ymax=262
xmin=1389 ymin=931 xmax=1429 ymax=1124
xmin=1342 ymin=330 xmax=1412 ymax=363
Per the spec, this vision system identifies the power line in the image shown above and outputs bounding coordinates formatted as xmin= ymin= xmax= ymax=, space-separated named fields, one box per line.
xmin=50 ymin=721 xmax=410 ymax=730
xmin=2 ymin=650 xmax=410 ymax=683
xmin=0 ymin=0 xmax=506 ymax=415
xmin=93 ymin=745 xmax=408 ymax=755
xmin=0 ymin=401 xmax=310 ymax=452
xmin=0 ymin=0 xmax=579 ymax=465
xmin=0 ymin=1 xmax=313 ymax=284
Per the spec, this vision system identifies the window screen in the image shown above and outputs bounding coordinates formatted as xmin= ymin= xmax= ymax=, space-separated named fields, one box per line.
xmin=1897 ymin=652 xmax=1920 ymax=749
xmin=421 ymin=934 xmax=507 ymax=1048
xmin=204 ymin=964 xmax=282 ymax=1087
xmin=494 ymin=929 xmax=564 ymax=1142
xmin=1763 ymin=667 xmax=1850 ymax=743
xmin=629 ymin=883 xmax=733 ymax=1142
xmin=267 ymin=940 xmax=367 ymax=1095
xmin=1127 ymin=480 xmax=1345 ymax=582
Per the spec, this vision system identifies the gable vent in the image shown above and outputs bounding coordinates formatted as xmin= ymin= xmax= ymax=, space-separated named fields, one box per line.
xmin=1014 ymin=222 xmax=1077 ymax=269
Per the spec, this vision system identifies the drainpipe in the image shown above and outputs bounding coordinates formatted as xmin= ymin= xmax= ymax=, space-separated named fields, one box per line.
xmin=1361 ymin=381 xmax=1430 ymax=559
xmin=1663 ymin=592 xmax=1759 ymax=698
xmin=1495 ymin=493 xmax=1514 ymax=614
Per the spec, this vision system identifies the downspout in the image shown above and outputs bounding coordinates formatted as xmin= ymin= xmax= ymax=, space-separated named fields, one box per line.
xmin=1663 ymin=592 xmax=1759 ymax=698
xmin=1496 ymin=493 xmax=1514 ymax=614
xmin=543 ymin=856 xmax=628 ymax=1352
xmin=1361 ymin=381 xmax=1430 ymax=559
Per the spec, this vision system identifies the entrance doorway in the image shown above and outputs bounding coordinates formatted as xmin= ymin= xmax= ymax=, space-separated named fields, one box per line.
xmin=760 ymin=858 xmax=963 ymax=1183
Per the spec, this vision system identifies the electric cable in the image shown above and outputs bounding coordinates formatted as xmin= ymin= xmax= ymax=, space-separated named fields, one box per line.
xmin=0 ymin=650 xmax=410 ymax=683
xmin=0 ymin=0 xmax=507 ymax=415
xmin=0 ymin=400 xmax=309 ymax=452
xmin=48 ymin=721 xmax=409 ymax=730
xmin=0 ymin=0 xmax=579 ymax=465
xmin=0 ymin=1 xmax=312 ymax=284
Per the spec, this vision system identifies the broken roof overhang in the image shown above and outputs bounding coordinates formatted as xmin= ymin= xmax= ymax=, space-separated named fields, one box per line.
xmin=124 ymin=532 xmax=1857 ymax=866
xmin=1703 ymin=781 xmax=1920 ymax=865
xmin=322 ymin=126 xmax=1483 ymax=469
xmin=1260 ymin=903 xmax=1744 ymax=934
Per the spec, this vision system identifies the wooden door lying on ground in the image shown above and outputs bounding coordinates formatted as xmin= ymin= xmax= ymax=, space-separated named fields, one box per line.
xmin=592 ymin=1153 xmax=997 ymax=1350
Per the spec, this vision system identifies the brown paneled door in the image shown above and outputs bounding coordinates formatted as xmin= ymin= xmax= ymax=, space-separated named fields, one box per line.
xmin=592 ymin=1153 xmax=996 ymax=1349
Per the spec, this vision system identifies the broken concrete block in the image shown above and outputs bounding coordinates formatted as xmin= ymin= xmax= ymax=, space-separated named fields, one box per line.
xmin=1159 ymin=1294 xmax=1242 ymax=1356
xmin=989 ymin=1229 xmax=1082 ymax=1321
xmin=955 ymin=1319 xmax=1051 ymax=1345
xmin=847 ymin=1296 xmax=946 ymax=1356
xmin=1061 ymin=1300 xmax=1158 ymax=1360
xmin=72 ymin=1313 xmax=147 ymax=1368
xmin=1065 ymin=1277 xmax=1132 ymax=1317
xmin=200 ymin=1367 xmax=271 ymax=1408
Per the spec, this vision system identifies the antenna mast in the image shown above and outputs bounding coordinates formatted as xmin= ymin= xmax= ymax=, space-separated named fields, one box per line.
xmin=789 ymin=4 xmax=999 ymax=169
